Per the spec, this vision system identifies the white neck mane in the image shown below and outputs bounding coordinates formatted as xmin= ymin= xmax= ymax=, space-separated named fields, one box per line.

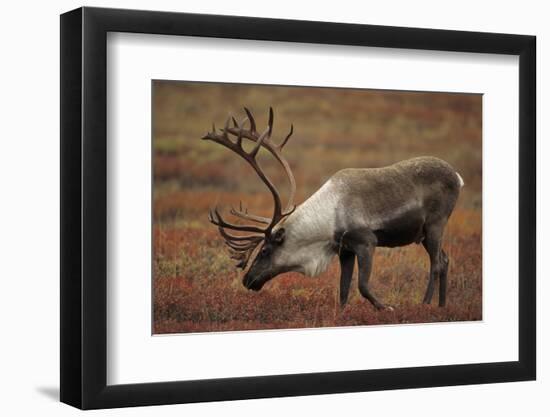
xmin=273 ymin=179 xmax=340 ymax=277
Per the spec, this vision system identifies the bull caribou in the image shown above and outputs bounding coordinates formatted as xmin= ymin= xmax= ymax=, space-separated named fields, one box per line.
xmin=202 ymin=108 xmax=463 ymax=310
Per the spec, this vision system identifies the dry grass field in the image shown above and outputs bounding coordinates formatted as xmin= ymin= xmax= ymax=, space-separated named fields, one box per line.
xmin=152 ymin=81 xmax=482 ymax=334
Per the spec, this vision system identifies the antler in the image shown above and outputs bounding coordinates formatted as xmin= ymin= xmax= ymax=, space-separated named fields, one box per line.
xmin=202 ymin=107 xmax=297 ymax=268
xmin=208 ymin=208 xmax=264 ymax=269
xmin=230 ymin=201 xmax=270 ymax=225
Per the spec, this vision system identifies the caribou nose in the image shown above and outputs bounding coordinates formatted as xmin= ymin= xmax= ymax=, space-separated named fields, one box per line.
xmin=242 ymin=275 xmax=254 ymax=290
xmin=243 ymin=275 xmax=262 ymax=291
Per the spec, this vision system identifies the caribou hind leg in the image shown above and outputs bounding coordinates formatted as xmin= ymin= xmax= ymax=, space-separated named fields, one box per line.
xmin=421 ymin=224 xmax=444 ymax=305
xmin=439 ymin=249 xmax=449 ymax=307
xmin=338 ymin=249 xmax=355 ymax=307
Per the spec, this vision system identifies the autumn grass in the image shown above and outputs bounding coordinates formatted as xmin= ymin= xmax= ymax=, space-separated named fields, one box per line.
xmin=152 ymin=82 xmax=482 ymax=334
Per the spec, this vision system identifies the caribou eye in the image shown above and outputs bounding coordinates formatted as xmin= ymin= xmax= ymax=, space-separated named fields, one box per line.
xmin=273 ymin=227 xmax=285 ymax=244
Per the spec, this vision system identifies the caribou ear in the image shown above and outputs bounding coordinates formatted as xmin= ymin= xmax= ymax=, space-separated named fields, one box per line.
xmin=273 ymin=228 xmax=285 ymax=244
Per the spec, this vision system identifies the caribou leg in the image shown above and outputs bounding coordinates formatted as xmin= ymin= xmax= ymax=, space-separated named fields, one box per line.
xmin=357 ymin=247 xmax=389 ymax=310
xmin=344 ymin=229 xmax=390 ymax=311
xmin=338 ymin=249 xmax=355 ymax=307
xmin=422 ymin=225 xmax=444 ymax=305
xmin=439 ymin=249 xmax=449 ymax=307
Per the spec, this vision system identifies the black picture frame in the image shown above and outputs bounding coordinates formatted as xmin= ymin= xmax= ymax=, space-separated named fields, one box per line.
xmin=60 ymin=6 xmax=536 ymax=410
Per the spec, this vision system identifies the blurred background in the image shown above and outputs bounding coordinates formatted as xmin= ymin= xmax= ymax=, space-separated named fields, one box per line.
xmin=152 ymin=81 xmax=482 ymax=334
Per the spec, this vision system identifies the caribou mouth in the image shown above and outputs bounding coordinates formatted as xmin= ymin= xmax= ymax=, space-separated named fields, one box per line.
xmin=244 ymin=278 xmax=263 ymax=291
xmin=248 ymin=283 xmax=263 ymax=291
xmin=243 ymin=274 xmax=270 ymax=291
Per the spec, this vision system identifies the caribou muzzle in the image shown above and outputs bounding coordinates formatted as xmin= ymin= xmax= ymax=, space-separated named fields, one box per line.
xmin=243 ymin=271 xmax=272 ymax=291
xmin=243 ymin=276 xmax=263 ymax=291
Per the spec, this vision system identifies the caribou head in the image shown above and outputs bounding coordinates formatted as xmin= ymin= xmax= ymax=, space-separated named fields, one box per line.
xmin=202 ymin=107 xmax=297 ymax=291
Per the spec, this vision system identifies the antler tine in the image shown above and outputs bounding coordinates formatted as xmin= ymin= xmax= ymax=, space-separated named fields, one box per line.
xmin=267 ymin=106 xmax=274 ymax=137
xmin=247 ymin=107 xmax=274 ymax=158
xmin=250 ymin=125 xmax=271 ymax=158
xmin=209 ymin=207 xmax=266 ymax=234
xmin=230 ymin=202 xmax=271 ymax=225
xmin=211 ymin=211 xmax=264 ymax=261
xmin=244 ymin=107 xmax=256 ymax=133
xmin=215 ymin=223 xmax=263 ymax=243
xmin=218 ymin=223 xmax=263 ymax=270
xmin=224 ymin=239 xmax=257 ymax=251
xmin=280 ymin=124 xmax=293 ymax=150
xmin=222 ymin=115 xmax=232 ymax=139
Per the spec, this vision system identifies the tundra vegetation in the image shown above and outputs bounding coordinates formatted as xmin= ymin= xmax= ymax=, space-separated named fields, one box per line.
xmin=153 ymin=82 xmax=482 ymax=334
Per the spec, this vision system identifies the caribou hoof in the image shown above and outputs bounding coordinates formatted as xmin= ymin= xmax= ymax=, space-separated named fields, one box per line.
xmin=376 ymin=304 xmax=394 ymax=312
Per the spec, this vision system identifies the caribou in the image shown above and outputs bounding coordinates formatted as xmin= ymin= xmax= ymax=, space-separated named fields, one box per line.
xmin=202 ymin=108 xmax=463 ymax=310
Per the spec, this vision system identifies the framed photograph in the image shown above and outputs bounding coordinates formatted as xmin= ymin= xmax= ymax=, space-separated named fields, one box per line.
xmin=60 ymin=6 xmax=536 ymax=409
